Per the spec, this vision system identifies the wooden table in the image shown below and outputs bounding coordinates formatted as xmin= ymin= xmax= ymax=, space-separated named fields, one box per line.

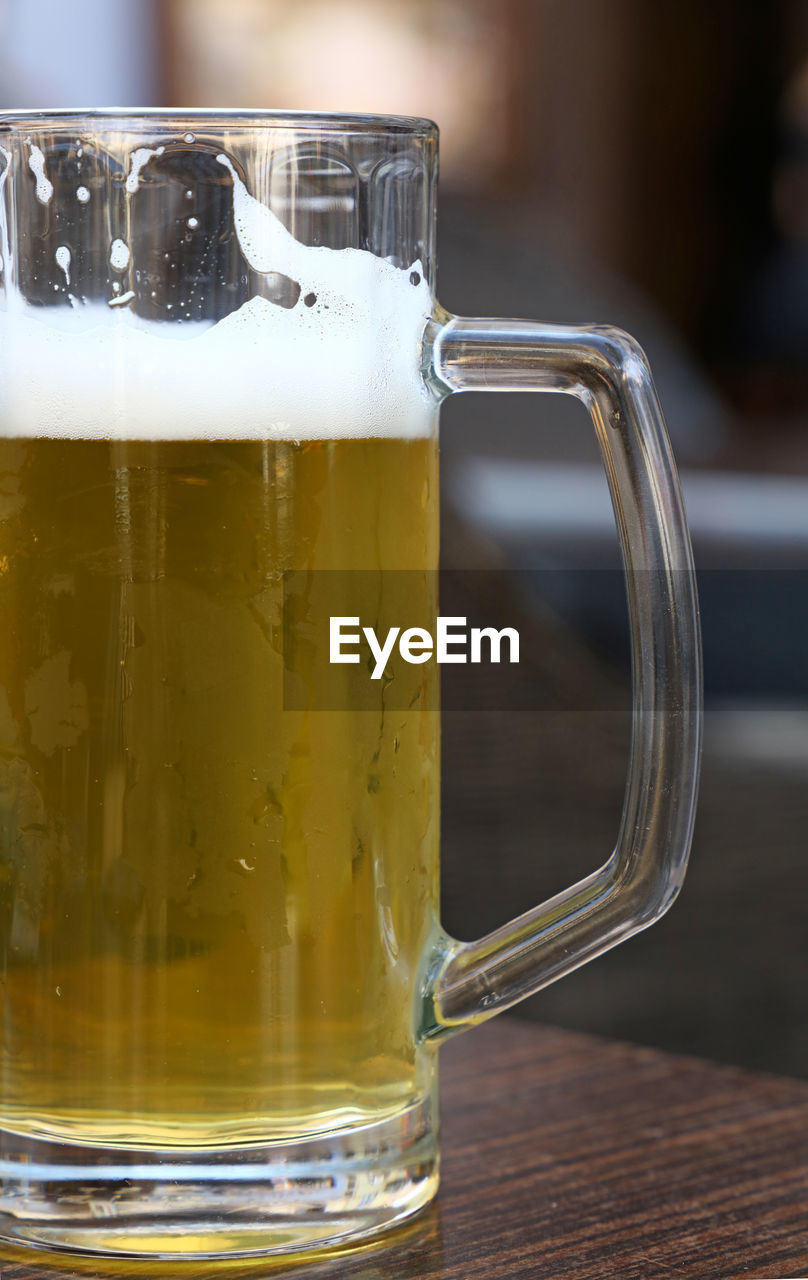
xmin=0 ymin=1018 xmax=806 ymax=1280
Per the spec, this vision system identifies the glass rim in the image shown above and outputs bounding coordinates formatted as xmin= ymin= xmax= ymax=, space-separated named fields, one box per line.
xmin=0 ymin=107 xmax=439 ymax=139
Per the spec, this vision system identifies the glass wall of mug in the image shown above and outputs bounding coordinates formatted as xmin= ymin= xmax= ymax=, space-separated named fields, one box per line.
xmin=0 ymin=112 xmax=441 ymax=1256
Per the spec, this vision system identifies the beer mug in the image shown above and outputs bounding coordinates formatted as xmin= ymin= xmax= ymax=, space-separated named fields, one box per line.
xmin=0 ymin=111 xmax=701 ymax=1259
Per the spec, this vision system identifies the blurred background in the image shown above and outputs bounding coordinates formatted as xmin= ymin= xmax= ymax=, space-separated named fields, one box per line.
xmin=2 ymin=0 xmax=808 ymax=1077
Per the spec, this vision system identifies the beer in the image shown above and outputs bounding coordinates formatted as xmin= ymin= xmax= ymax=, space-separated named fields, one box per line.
xmin=0 ymin=433 xmax=439 ymax=1147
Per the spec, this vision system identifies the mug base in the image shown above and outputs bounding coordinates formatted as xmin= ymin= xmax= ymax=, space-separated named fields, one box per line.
xmin=0 ymin=1095 xmax=437 ymax=1259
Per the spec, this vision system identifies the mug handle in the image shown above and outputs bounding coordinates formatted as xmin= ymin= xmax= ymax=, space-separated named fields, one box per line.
xmin=420 ymin=315 xmax=703 ymax=1040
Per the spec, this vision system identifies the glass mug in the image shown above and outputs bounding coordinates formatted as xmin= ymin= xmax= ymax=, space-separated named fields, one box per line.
xmin=0 ymin=111 xmax=701 ymax=1259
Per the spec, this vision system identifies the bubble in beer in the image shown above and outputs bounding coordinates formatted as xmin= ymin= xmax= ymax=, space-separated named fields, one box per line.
xmin=76 ymin=186 xmax=90 ymax=204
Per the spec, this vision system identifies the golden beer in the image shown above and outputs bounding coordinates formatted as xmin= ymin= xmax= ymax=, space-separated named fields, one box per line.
xmin=0 ymin=434 xmax=439 ymax=1147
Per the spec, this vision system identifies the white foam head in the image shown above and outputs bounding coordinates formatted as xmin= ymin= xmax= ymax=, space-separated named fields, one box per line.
xmin=0 ymin=149 xmax=437 ymax=441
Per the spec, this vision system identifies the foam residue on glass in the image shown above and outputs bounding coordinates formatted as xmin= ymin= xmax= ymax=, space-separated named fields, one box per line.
xmin=0 ymin=146 xmax=435 ymax=440
xmin=108 ymin=289 xmax=136 ymax=309
xmin=125 ymin=146 xmax=165 ymax=195
xmin=0 ymin=147 xmax=11 ymax=282
xmin=109 ymin=239 xmax=130 ymax=271
xmin=55 ymin=246 xmax=71 ymax=287
xmin=26 ymin=143 xmax=54 ymax=205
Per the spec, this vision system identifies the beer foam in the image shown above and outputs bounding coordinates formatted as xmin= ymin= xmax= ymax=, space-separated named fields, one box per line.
xmin=0 ymin=155 xmax=436 ymax=441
